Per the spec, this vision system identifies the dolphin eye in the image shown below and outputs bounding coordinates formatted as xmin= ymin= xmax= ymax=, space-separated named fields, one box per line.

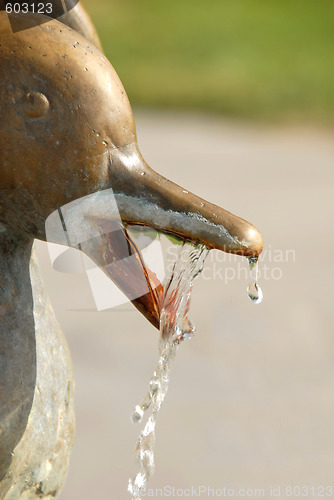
xmin=22 ymin=91 xmax=50 ymax=118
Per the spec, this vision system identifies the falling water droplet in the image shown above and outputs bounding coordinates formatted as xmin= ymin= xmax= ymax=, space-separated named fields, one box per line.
xmin=149 ymin=376 xmax=160 ymax=396
xmin=247 ymin=282 xmax=263 ymax=304
xmin=247 ymin=256 xmax=263 ymax=304
xmin=131 ymin=405 xmax=144 ymax=424
xmin=178 ymin=332 xmax=194 ymax=342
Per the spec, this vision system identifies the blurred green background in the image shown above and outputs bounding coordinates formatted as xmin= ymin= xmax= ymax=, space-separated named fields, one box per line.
xmin=83 ymin=0 xmax=334 ymax=124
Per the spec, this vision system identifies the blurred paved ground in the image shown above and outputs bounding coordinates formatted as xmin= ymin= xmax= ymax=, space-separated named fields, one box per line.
xmin=35 ymin=111 xmax=334 ymax=499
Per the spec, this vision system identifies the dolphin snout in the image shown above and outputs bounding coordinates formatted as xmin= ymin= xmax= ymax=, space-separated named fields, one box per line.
xmin=108 ymin=143 xmax=263 ymax=258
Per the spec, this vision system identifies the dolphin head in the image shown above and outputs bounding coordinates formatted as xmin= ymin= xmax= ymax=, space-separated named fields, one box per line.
xmin=0 ymin=12 xmax=263 ymax=327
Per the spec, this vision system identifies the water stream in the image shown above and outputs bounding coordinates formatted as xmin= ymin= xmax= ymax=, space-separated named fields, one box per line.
xmin=128 ymin=241 xmax=209 ymax=499
xmin=247 ymin=257 xmax=263 ymax=304
xmin=128 ymin=243 xmax=262 ymax=499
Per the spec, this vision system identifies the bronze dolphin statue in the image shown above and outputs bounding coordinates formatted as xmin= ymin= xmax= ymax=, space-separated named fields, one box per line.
xmin=0 ymin=8 xmax=263 ymax=498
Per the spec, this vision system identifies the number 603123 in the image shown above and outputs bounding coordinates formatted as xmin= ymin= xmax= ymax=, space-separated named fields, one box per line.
xmin=5 ymin=3 xmax=53 ymax=14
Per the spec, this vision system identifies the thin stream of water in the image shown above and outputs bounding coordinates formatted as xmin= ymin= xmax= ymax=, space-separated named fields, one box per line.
xmin=128 ymin=246 xmax=263 ymax=499
xmin=247 ymin=257 xmax=263 ymax=304
xmin=128 ymin=241 xmax=209 ymax=500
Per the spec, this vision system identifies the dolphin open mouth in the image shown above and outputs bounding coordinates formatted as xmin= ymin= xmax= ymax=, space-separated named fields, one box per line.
xmin=45 ymin=141 xmax=263 ymax=329
xmin=45 ymin=141 xmax=262 ymax=330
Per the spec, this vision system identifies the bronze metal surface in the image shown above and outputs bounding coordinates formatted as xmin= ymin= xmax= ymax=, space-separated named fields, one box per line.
xmin=57 ymin=0 xmax=103 ymax=51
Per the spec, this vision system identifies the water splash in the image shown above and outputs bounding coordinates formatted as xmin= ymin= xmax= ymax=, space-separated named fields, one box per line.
xmin=247 ymin=257 xmax=263 ymax=304
xmin=128 ymin=242 xmax=209 ymax=499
